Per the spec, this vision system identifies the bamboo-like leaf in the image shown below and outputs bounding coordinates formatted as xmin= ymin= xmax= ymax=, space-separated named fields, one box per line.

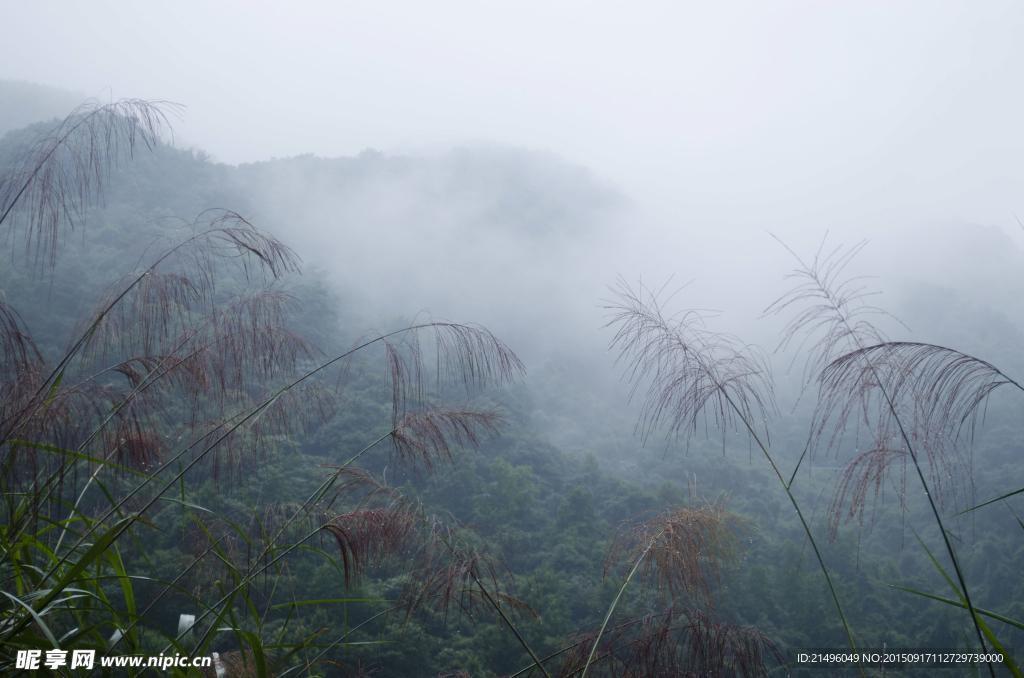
xmin=957 ymin=487 xmax=1024 ymax=515
xmin=34 ymin=516 xmax=144 ymax=615
xmin=270 ymin=627 xmax=328 ymax=673
xmin=0 ymin=590 xmax=60 ymax=648
xmin=6 ymin=440 xmax=157 ymax=480
xmin=976 ymin=618 xmax=1021 ymax=678
xmin=886 ymin=584 xmax=1024 ymax=632
xmin=911 ymin=534 xmax=1013 ymax=677
xmin=236 ymin=630 xmax=271 ymax=678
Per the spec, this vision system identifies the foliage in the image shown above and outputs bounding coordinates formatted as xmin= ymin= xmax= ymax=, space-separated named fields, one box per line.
xmin=0 ymin=101 xmax=528 ymax=676
xmin=4 ymin=97 xmax=1024 ymax=678
xmin=605 ymin=238 xmax=1024 ymax=677
xmin=0 ymin=101 xmax=784 ymax=678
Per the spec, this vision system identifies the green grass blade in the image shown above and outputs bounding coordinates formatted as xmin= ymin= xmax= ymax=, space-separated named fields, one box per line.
xmin=787 ymin=439 xmax=810 ymax=488
xmin=911 ymin=533 xmax=1017 ymax=677
xmin=886 ymin=584 xmax=1024 ymax=632
xmin=34 ymin=516 xmax=144 ymax=614
xmin=0 ymin=590 xmax=60 ymax=648
xmin=237 ymin=629 xmax=270 ymax=678
xmin=580 ymin=546 xmax=650 ymax=678
xmin=956 ymin=487 xmax=1024 ymax=515
xmin=976 ymin=617 xmax=1021 ymax=678
xmin=271 ymin=627 xmax=328 ymax=673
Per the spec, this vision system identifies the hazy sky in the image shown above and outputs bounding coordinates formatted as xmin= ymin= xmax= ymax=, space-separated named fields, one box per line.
xmin=6 ymin=0 xmax=1024 ymax=451
xmin=5 ymin=1 xmax=1023 ymax=230
xmin=5 ymin=0 xmax=1024 ymax=337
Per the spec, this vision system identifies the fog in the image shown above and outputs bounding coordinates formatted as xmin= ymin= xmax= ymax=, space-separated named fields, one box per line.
xmin=7 ymin=6 xmax=1024 ymax=664
xmin=4 ymin=0 xmax=1024 ymax=374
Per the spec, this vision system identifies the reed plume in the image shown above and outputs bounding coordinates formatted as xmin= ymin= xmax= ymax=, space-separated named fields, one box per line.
xmin=769 ymin=235 xmax=996 ymax=674
xmin=0 ymin=98 xmax=180 ymax=271
xmin=604 ymin=499 xmax=747 ymax=609
xmin=555 ymin=610 xmax=782 ymax=678
xmin=0 ymin=97 xmax=530 ymax=677
xmin=605 ymin=267 xmax=864 ymax=667
xmin=820 ymin=341 xmax=1024 ymax=446
xmin=603 ymin=278 xmax=775 ymax=445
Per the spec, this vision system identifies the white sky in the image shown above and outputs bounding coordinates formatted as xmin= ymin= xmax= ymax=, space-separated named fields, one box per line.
xmin=4 ymin=0 xmax=1024 ymax=278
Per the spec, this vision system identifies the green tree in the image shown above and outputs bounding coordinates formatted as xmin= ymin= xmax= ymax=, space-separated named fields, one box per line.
xmin=476 ymin=458 xmax=539 ymax=533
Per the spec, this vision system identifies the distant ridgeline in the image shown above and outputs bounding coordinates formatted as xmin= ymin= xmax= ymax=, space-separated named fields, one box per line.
xmin=3 ymin=87 xmax=1024 ymax=677
xmin=0 ymin=80 xmax=87 ymax=139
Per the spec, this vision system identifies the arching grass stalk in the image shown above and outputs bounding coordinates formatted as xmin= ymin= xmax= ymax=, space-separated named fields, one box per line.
xmin=3 ymin=216 xmax=300 ymax=566
xmin=110 ymin=407 xmax=487 ymax=660
xmin=103 ymin=426 xmax=391 ymax=659
xmin=275 ymin=600 xmax=414 ymax=676
xmin=721 ymin=388 xmax=863 ymax=675
xmin=579 ymin=534 xmax=654 ymax=678
xmin=470 ymin=572 xmax=552 ymax=678
xmin=507 ymin=616 xmax=675 ymax=678
xmin=4 ymin=319 xmax=515 ymax=653
xmin=768 ymin=236 xmax=994 ymax=677
xmin=88 ymin=321 xmax=513 ymax=528
xmin=604 ymin=281 xmax=864 ymax=675
xmin=867 ymin=372 xmax=993 ymax=675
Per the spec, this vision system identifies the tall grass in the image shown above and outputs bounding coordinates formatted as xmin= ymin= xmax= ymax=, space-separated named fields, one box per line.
xmin=604 ymin=237 xmax=1024 ymax=678
xmin=602 ymin=276 xmax=864 ymax=675
xmin=0 ymin=100 xmax=786 ymax=677
xmin=0 ymin=100 xmax=529 ymax=676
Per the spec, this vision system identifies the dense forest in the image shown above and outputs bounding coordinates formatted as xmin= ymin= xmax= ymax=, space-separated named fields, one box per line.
xmin=3 ymin=91 xmax=1024 ymax=678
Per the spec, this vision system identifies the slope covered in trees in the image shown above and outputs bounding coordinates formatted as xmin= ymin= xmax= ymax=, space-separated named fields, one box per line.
xmin=3 ymin=98 xmax=1024 ymax=677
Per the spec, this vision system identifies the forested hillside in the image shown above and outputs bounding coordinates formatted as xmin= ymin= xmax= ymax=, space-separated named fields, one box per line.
xmin=3 ymin=101 xmax=1024 ymax=677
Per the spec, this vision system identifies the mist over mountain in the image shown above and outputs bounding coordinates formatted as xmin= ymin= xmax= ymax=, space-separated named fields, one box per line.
xmin=4 ymin=73 xmax=1024 ymax=675
xmin=5 ymin=78 xmax=1023 ymax=415
xmin=232 ymin=146 xmax=631 ymax=362
xmin=0 ymin=80 xmax=86 ymax=138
